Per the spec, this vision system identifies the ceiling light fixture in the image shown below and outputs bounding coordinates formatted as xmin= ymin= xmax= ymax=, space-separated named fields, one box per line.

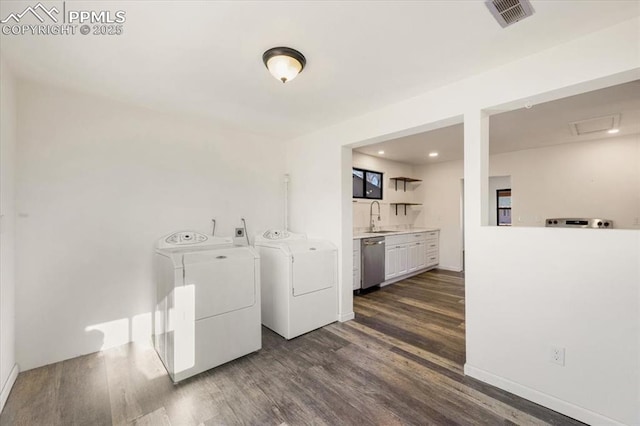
xmin=378 ymin=150 xmax=385 ymax=155
xmin=428 ymin=152 xmax=439 ymax=157
xmin=262 ymin=47 xmax=306 ymax=83
xmin=608 ymin=128 xmax=620 ymax=134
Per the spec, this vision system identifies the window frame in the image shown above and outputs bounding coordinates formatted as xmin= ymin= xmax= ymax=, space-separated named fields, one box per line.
xmin=352 ymin=167 xmax=384 ymax=200
xmin=496 ymin=188 xmax=512 ymax=226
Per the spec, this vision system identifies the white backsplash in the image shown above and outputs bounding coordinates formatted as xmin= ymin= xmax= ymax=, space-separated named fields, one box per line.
xmin=352 ymin=200 xmax=420 ymax=233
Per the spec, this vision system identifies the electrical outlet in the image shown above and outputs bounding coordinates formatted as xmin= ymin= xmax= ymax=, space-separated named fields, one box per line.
xmin=235 ymin=228 xmax=245 ymax=238
xmin=550 ymin=346 xmax=565 ymax=366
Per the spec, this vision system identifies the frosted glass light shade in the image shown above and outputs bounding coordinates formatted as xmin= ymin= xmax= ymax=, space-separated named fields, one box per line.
xmin=263 ymin=47 xmax=306 ymax=84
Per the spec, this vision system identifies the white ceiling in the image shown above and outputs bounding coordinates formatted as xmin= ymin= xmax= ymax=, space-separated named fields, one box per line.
xmin=1 ymin=1 xmax=638 ymax=139
xmin=355 ymin=80 xmax=640 ymax=164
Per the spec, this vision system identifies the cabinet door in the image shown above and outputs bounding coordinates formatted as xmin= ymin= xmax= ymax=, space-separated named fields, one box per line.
xmin=417 ymin=241 xmax=426 ymax=269
xmin=397 ymin=244 xmax=408 ymax=276
xmin=385 ymin=246 xmax=398 ymax=280
xmin=408 ymin=242 xmax=420 ymax=272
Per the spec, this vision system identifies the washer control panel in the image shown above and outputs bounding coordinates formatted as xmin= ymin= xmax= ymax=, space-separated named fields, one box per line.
xmin=165 ymin=231 xmax=209 ymax=245
xmin=262 ymin=229 xmax=290 ymax=240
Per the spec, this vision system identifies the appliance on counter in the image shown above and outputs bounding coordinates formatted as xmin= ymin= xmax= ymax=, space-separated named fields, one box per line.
xmin=361 ymin=236 xmax=385 ymax=289
xmin=154 ymin=231 xmax=261 ymax=382
xmin=545 ymin=218 xmax=614 ymax=228
xmin=254 ymin=230 xmax=337 ymax=340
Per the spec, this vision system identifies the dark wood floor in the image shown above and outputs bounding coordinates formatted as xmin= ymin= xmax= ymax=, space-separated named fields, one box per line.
xmin=1 ymin=270 xmax=584 ymax=425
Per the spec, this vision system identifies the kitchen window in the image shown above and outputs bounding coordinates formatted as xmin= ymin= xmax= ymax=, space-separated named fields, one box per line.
xmin=353 ymin=168 xmax=383 ymax=200
xmin=497 ymin=189 xmax=511 ymax=226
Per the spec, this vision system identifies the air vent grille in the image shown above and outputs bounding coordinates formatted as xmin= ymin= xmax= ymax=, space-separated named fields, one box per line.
xmin=486 ymin=0 xmax=534 ymax=28
xmin=569 ymin=114 xmax=621 ymax=136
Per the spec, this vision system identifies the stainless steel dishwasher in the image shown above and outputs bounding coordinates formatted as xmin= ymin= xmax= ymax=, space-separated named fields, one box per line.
xmin=361 ymin=236 xmax=385 ymax=289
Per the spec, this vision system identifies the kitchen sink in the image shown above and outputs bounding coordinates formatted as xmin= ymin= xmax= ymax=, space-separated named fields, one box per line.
xmin=369 ymin=230 xmax=396 ymax=234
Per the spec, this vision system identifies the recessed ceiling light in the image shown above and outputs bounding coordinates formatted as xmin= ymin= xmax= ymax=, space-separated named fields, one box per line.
xmin=378 ymin=150 xmax=385 ymax=155
xmin=608 ymin=129 xmax=620 ymax=134
xmin=428 ymin=152 xmax=439 ymax=157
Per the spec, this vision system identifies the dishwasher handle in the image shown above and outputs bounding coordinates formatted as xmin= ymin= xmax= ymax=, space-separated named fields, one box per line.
xmin=363 ymin=240 xmax=384 ymax=246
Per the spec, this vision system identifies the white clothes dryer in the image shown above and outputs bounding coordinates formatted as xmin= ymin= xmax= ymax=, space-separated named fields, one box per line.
xmin=254 ymin=230 xmax=337 ymax=339
xmin=154 ymin=231 xmax=261 ymax=382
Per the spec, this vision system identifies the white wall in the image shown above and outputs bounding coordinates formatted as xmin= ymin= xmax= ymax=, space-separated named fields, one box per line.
xmin=0 ymin=58 xmax=18 ymax=412
xmin=492 ymin=135 xmax=640 ymax=228
xmin=352 ymin=152 xmax=420 ymax=230
xmin=286 ymin=17 xmax=640 ymax=425
xmin=414 ymin=160 xmax=465 ymax=271
xmin=416 ymin=135 xmax=640 ymax=270
xmin=15 ymin=81 xmax=285 ymax=370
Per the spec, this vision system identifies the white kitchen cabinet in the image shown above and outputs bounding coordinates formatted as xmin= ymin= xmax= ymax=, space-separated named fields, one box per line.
xmin=353 ymin=239 xmax=361 ymax=290
xmin=426 ymin=251 xmax=439 ymax=267
xmin=416 ymin=241 xmax=427 ymax=269
xmin=397 ymin=244 xmax=408 ymax=276
xmin=385 ymin=245 xmax=398 ymax=280
xmin=425 ymin=231 xmax=439 ymax=267
xmin=385 ymin=239 xmax=409 ymax=279
xmin=408 ymin=241 xmax=426 ymax=272
xmin=382 ymin=230 xmax=439 ymax=285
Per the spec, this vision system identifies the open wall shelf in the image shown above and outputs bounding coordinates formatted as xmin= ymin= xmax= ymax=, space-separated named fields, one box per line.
xmin=390 ymin=203 xmax=422 ymax=215
xmin=390 ymin=177 xmax=422 ymax=192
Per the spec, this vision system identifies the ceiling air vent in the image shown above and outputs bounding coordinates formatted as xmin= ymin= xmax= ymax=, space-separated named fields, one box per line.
xmin=569 ymin=114 xmax=621 ymax=136
xmin=486 ymin=0 xmax=534 ymax=28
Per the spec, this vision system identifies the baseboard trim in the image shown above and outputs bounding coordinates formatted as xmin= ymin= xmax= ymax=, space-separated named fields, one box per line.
xmin=338 ymin=312 xmax=355 ymax=322
xmin=0 ymin=363 xmax=19 ymax=413
xmin=380 ymin=265 xmax=438 ymax=288
xmin=464 ymin=364 xmax=626 ymax=426
xmin=436 ymin=265 xmax=463 ymax=272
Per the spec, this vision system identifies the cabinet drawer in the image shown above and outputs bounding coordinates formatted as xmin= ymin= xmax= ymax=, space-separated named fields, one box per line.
xmin=425 ymin=231 xmax=439 ymax=239
xmin=408 ymin=232 xmax=426 ymax=242
xmin=425 ymin=240 xmax=438 ymax=251
xmin=386 ymin=234 xmax=408 ymax=246
xmin=426 ymin=253 xmax=439 ymax=266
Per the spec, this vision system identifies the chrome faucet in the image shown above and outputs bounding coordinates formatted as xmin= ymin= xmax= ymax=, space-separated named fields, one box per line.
xmin=369 ymin=201 xmax=381 ymax=232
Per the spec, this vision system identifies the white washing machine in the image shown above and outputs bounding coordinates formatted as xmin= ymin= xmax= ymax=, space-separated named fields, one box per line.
xmin=254 ymin=230 xmax=337 ymax=339
xmin=154 ymin=231 xmax=261 ymax=382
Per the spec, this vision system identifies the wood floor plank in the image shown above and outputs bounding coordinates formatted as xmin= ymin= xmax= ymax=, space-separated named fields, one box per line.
xmin=103 ymin=342 xmax=173 ymax=425
xmin=0 ymin=362 xmax=63 ymax=426
xmin=131 ymin=407 xmax=171 ymax=426
xmin=56 ymin=351 xmax=112 ymax=426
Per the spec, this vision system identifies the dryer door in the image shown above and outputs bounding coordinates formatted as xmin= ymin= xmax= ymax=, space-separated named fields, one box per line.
xmin=290 ymin=242 xmax=337 ymax=297
xmin=183 ymin=249 xmax=256 ymax=321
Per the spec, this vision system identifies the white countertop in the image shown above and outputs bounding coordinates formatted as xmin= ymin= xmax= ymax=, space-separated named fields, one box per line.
xmin=353 ymin=228 xmax=439 ymax=239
